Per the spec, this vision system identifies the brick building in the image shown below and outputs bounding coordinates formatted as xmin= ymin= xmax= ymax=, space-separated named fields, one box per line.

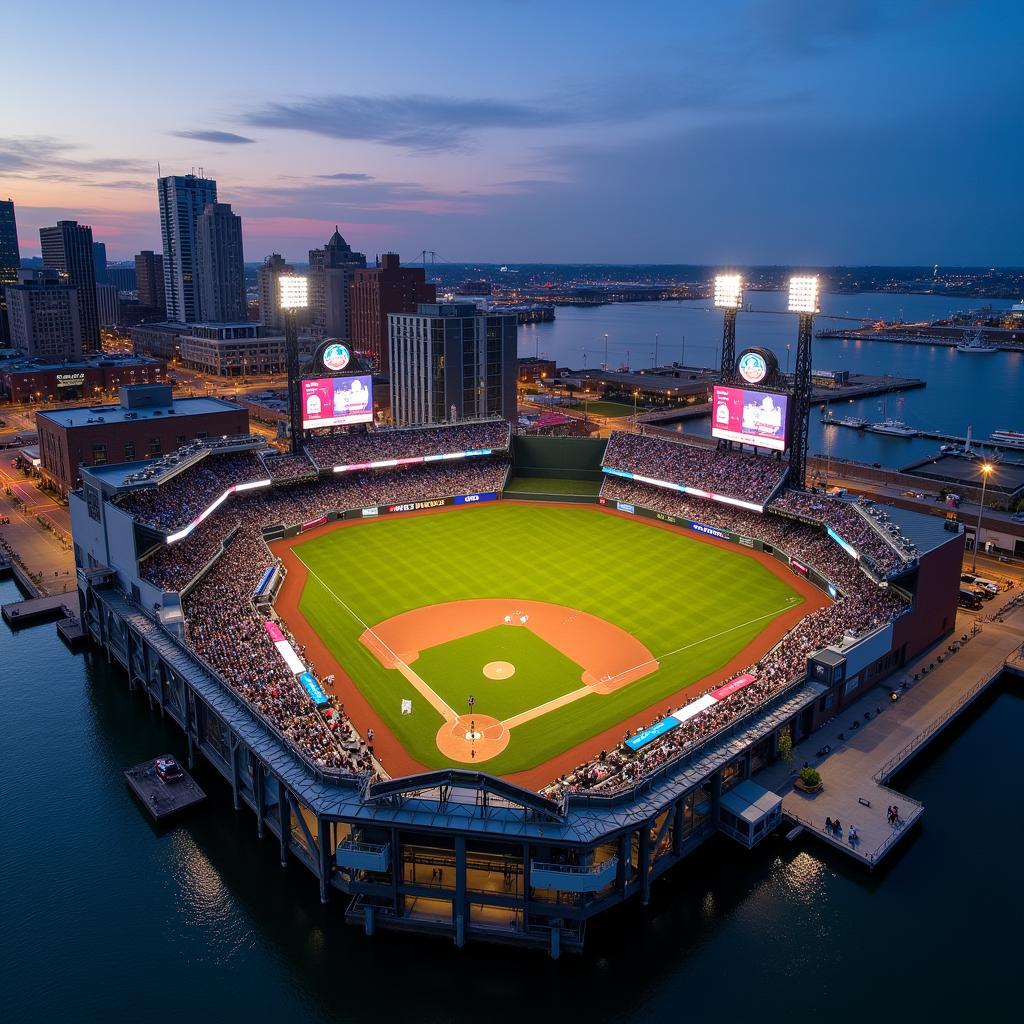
xmin=1 ymin=353 xmax=165 ymax=403
xmin=36 ymin=383 xmax=247 ymax=495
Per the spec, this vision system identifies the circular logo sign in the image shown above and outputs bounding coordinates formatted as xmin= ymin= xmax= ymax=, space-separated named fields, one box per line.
xmin=322 ymin=342 xmax=351 ymax=372
xmin=737 ymin=350 xmax=768 ymax=384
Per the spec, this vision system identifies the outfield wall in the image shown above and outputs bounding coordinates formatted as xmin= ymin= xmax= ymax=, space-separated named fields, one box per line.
xmin=512 ymin=435 xmax=607 ymax=482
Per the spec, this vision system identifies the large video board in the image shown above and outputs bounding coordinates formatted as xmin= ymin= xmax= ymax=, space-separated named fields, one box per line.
xmin=711 ymin=385 xmax=789 ymax=452
xmin=301 ymin=375 xmax=373 ymax=429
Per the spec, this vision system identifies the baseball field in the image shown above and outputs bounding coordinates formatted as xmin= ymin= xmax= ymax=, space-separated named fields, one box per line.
xmin=273 ymin=502 xmax=817 ymax=780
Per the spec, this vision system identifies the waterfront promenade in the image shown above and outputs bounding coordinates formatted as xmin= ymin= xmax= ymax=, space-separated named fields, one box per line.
xmin=760 ymin=590 xmax=1024 ymax=866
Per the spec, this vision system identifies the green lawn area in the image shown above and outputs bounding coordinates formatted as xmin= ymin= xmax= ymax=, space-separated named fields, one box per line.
xmin=567 ymin=400 xmax=639 ymax=418
xmin=504 ymin=476 xmax=601 ymax=495
xmin=414 ymin=626 xmax=585 ymax=721
xmin=291 ymin=502 xmax=803 ymax=774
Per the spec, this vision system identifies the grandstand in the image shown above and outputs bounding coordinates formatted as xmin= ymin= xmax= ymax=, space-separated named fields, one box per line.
xmin=69 ymin=420 xmax=963 ymax=955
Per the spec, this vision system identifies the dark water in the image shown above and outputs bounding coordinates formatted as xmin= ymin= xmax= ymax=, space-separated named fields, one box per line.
xmin=2 ymin=572 xmax=1021 ymax=1021
xmin=521 ymin=292 xmax=1022 ymax=468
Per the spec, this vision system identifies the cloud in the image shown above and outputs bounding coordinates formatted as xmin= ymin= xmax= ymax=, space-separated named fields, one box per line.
xmin=315 ymin=172 xmax=375 ymax=181
xmin=0 ymin=136 xmax=150 ymax=175
xmin=170 ymin=129 xmax=256 ymax=145
xmin=243 ymin=93 xmax=575 ymax=151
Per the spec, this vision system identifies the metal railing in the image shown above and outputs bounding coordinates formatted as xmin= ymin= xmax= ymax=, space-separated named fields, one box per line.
xmin=872 ymin=666 xmax=1004 ymax=783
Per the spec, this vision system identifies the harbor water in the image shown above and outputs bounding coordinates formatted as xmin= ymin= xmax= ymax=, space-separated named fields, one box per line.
xmin=520 ymin=292 xmax=1021 ymax=469
xmin=1 ymin=573 xmax=1021 ymax=1022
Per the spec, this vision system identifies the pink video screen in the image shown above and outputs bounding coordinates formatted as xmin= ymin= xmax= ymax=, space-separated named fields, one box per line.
xmin=301 ymin=375 xmax=374 ymax=429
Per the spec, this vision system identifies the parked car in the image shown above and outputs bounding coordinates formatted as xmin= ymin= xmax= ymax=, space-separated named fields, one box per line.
xmin=155 ymin=756 xmax=184 ymax=784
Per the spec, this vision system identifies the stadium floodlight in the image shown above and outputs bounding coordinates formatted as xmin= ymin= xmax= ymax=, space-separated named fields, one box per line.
xmin=279 ymin=274 xmax=309 ymax=310
xmin=714 ymin=274 xmax=743 ymax=310
xmin=788 ymin=275 xmax=819 ymax=314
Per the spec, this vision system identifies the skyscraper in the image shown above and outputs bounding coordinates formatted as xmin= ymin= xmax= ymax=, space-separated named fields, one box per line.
xmin=135 ymin=250 xmax=165 ymax=311
xmin=195 ymin=202 xmax=246 ymax=323
xmin=350 ymin=253 xmax=435 ymax=372
xmin=40 ymin=220 xmax=100 ymax=352
xmin=257 ymin=253 xmax=294 ymax=331
xmin=96 ymin=283 xmax=120 ymax=327
xmin=388 ymin=302 xmax=517 ymax=426
xmin=0 ymin=198 xmax=19 ymax=344
xmin=308 ymin=227 xmax=366 ymax=341
xmin=92 ymin=241 xmax=108 ymax=284
xmin=157 ymin=173 xmax=217 ymax=323
xmin=6 ymin=268 xmax=83 ymax=362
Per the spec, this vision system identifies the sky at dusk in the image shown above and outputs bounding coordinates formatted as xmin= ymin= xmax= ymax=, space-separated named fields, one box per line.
xmin=4 ymin=0 xmax=1022 ymax=265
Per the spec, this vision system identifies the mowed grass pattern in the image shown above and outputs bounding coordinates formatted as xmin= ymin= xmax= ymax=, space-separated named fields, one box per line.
xmin=293 ymin=503 xmax=803 ymax=774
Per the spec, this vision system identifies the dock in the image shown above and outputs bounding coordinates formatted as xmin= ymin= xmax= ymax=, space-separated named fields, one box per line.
xmin=2 ymin=589 xmax=80 ymax=629
xmin=124 ymin=758 xmax=207 ymax=822
xmin=757 ymin=592 xmax=1024 ymax=867
xmin=57 ymin=615 xmax=89 ymax=651
xmin=817 ymin=327 xmax=1024 ymax=351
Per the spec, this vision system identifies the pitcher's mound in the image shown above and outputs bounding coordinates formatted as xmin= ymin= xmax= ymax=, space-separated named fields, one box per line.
xmin=483 ymin=660 xmax=516 ymax=680
xmin=436 ymin=714 xmax=509 ymax=762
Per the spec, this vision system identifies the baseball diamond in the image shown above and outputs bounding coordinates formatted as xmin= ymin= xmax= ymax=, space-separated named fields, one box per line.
xmin=271 ymin=501 xmax=820 ymax=780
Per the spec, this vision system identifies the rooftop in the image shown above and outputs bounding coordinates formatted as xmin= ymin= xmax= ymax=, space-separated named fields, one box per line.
xmin=38 ymin=395 xmax=242 ymax=429
xmin=867 ymin=502 xmax=961 ymax=556
xmin=0 ymin=354 xmax=164 ymax=373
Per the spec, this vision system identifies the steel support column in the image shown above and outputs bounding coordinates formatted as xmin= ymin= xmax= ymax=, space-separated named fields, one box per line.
xmin=284 ymin=310 xmax=303 ymax=454
xmin=278 ymin=779 xmax=290 ymax=866
xmin=719 ymin=308 xmax=737 ymax=381
xmin=788 ymin=311 xmax=814 ymax=489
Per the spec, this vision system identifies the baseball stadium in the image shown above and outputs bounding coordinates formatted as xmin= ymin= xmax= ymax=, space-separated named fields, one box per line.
xmin=70 ymin=324 xmax=964 ymax=956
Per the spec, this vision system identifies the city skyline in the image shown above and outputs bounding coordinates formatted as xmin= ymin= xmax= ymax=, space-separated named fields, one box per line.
xmin=2 ymin=0 xmax=1022 ymax=265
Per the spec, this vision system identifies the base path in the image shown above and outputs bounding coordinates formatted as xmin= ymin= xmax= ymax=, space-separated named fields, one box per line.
xmin=360 ymin=597 xmax=657 ymax=692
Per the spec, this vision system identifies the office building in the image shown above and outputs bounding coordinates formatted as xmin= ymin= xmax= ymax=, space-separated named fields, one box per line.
xmin=308 ymin=227 xmax=366 ymax=341
xmin=195 ymin=202 xmax=245 ymax=323
xmin=179 ymin=322 xmax=287 ymax=376
xmin=257 ymin=253 xmax=293 ymax=331
xmin=350 ymin=253 xmax=435 ymax=372
xmin=157 ymin=173 xmax=218 ymax=323
xmin=0 ymin=352 xmax=164 ymax=404
xmin=135 ymin=250 xmax=165 ymax=312
xmin=39 ymin=220 xmax=100 ymax=352
xmin=92 ymin=241 xmax=108 ymax=283
xmin=106 ymin=266 xmax=137 ymax=292
xmin=0 ymin=199 xmax=19 ymax=344
xmin=36 ymin=383 xmax=247 ymax=496
xmin=5 ymin=268 xmax=82 ymax=362
xmin=96 ymin=283 xmax=120 ymax=327
xmin=388 ymin=302 xmax=517 ymax=425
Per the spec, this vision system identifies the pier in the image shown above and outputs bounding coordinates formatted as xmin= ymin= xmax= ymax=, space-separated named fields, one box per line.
xmin=2 ymin=590 xmax=80 ymax=629
xmin=124 ymin=758 xmax=207 ymax=822
xmin=817 ymin=327 xmax=1024 ymax=350
xmin=759 ymin=591 xmax=1024 ymax=867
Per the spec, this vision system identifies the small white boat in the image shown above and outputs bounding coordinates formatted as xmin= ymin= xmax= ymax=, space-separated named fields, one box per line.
xmin=840 ymin=416 xmax=867 ymax=429
xmin=990 ymin=429 xmax=1024 ymax=449
xmin=868 ymin=419 xmax=917 ymax=437
xmin=955 ymin=331 xmax=997 ymax=354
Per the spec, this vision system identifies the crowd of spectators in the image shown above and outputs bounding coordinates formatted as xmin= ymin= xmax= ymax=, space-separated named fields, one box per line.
xmin=602 ymin=431 xmax=788 ymax=505
xmin=542 ymin=476 xmax=909 ymax=799
xmin=184 ymin=526 xmax=371 ymax=774
xmin=769 ymin=489 xmax=914 ymax=576
xmin=142 ymin=457 xmax=510 ymax=592
xmin=127 ymin=449 xmax=510 ymax=774
xmin=116 ymin=450 xmax=266 ymax=531
xmin=307 ymin=420 xmax=511 ymax=470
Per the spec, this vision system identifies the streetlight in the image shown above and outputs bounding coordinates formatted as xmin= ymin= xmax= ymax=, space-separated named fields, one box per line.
xmin=603 ymin=333 xmax=609 ymax=370
xmin=633 ymin=388 xmax=640 ymax=424
xmin=971 ymin=462 xmax=994 ymax=572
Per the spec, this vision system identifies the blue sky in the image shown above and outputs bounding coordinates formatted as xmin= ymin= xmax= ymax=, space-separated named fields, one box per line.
xmin=3 ymin=0 xmax=1021 ymax=264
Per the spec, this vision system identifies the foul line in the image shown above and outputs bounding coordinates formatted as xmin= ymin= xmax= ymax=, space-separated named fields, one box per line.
xmin=292 ymin=552 xmax=459 ymax=722
xmin=500 ymin=599 xmax=802 ymax=731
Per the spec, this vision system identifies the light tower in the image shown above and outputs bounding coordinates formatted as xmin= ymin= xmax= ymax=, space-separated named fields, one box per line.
xmin=279 ymin=274 xmax=308 ymax=454
xmin=787 ymin=275 xmax=819 ymax=490
xmin=714 ymin=274 xmax=743 ymax=380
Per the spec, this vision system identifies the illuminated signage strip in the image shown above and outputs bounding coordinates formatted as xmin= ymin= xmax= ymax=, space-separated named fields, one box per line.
xmin=826 ymin=525 xmax=860 ymax=561
xmin=165 ymin=479 xmax=272 ymax=544
xmin=625 ymin=685 xmax=753 ymax=752
xmin=600 ymin=467 xmax=764 ymax=514
xmin=332 ymin=448 xmax=492 ymax=474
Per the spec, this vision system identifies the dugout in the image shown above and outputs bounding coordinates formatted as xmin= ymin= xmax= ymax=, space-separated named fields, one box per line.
xmin=511 ymin=435 xmax=607 ymax=482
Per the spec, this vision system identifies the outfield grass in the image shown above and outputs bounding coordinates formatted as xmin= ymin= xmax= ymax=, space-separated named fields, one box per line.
xmin=292 ymin=503 xmax=803 ymax=774
xmin=503 ymin=476 xmax=601 ymax=495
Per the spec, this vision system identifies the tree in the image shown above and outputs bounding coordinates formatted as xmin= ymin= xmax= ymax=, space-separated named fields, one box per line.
xmin=777 ymin=728 xmax=794 ymax=762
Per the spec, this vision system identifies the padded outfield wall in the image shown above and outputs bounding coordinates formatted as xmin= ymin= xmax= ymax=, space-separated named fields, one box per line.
xmin=511 ymin=435 xmax=607 ymax=481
